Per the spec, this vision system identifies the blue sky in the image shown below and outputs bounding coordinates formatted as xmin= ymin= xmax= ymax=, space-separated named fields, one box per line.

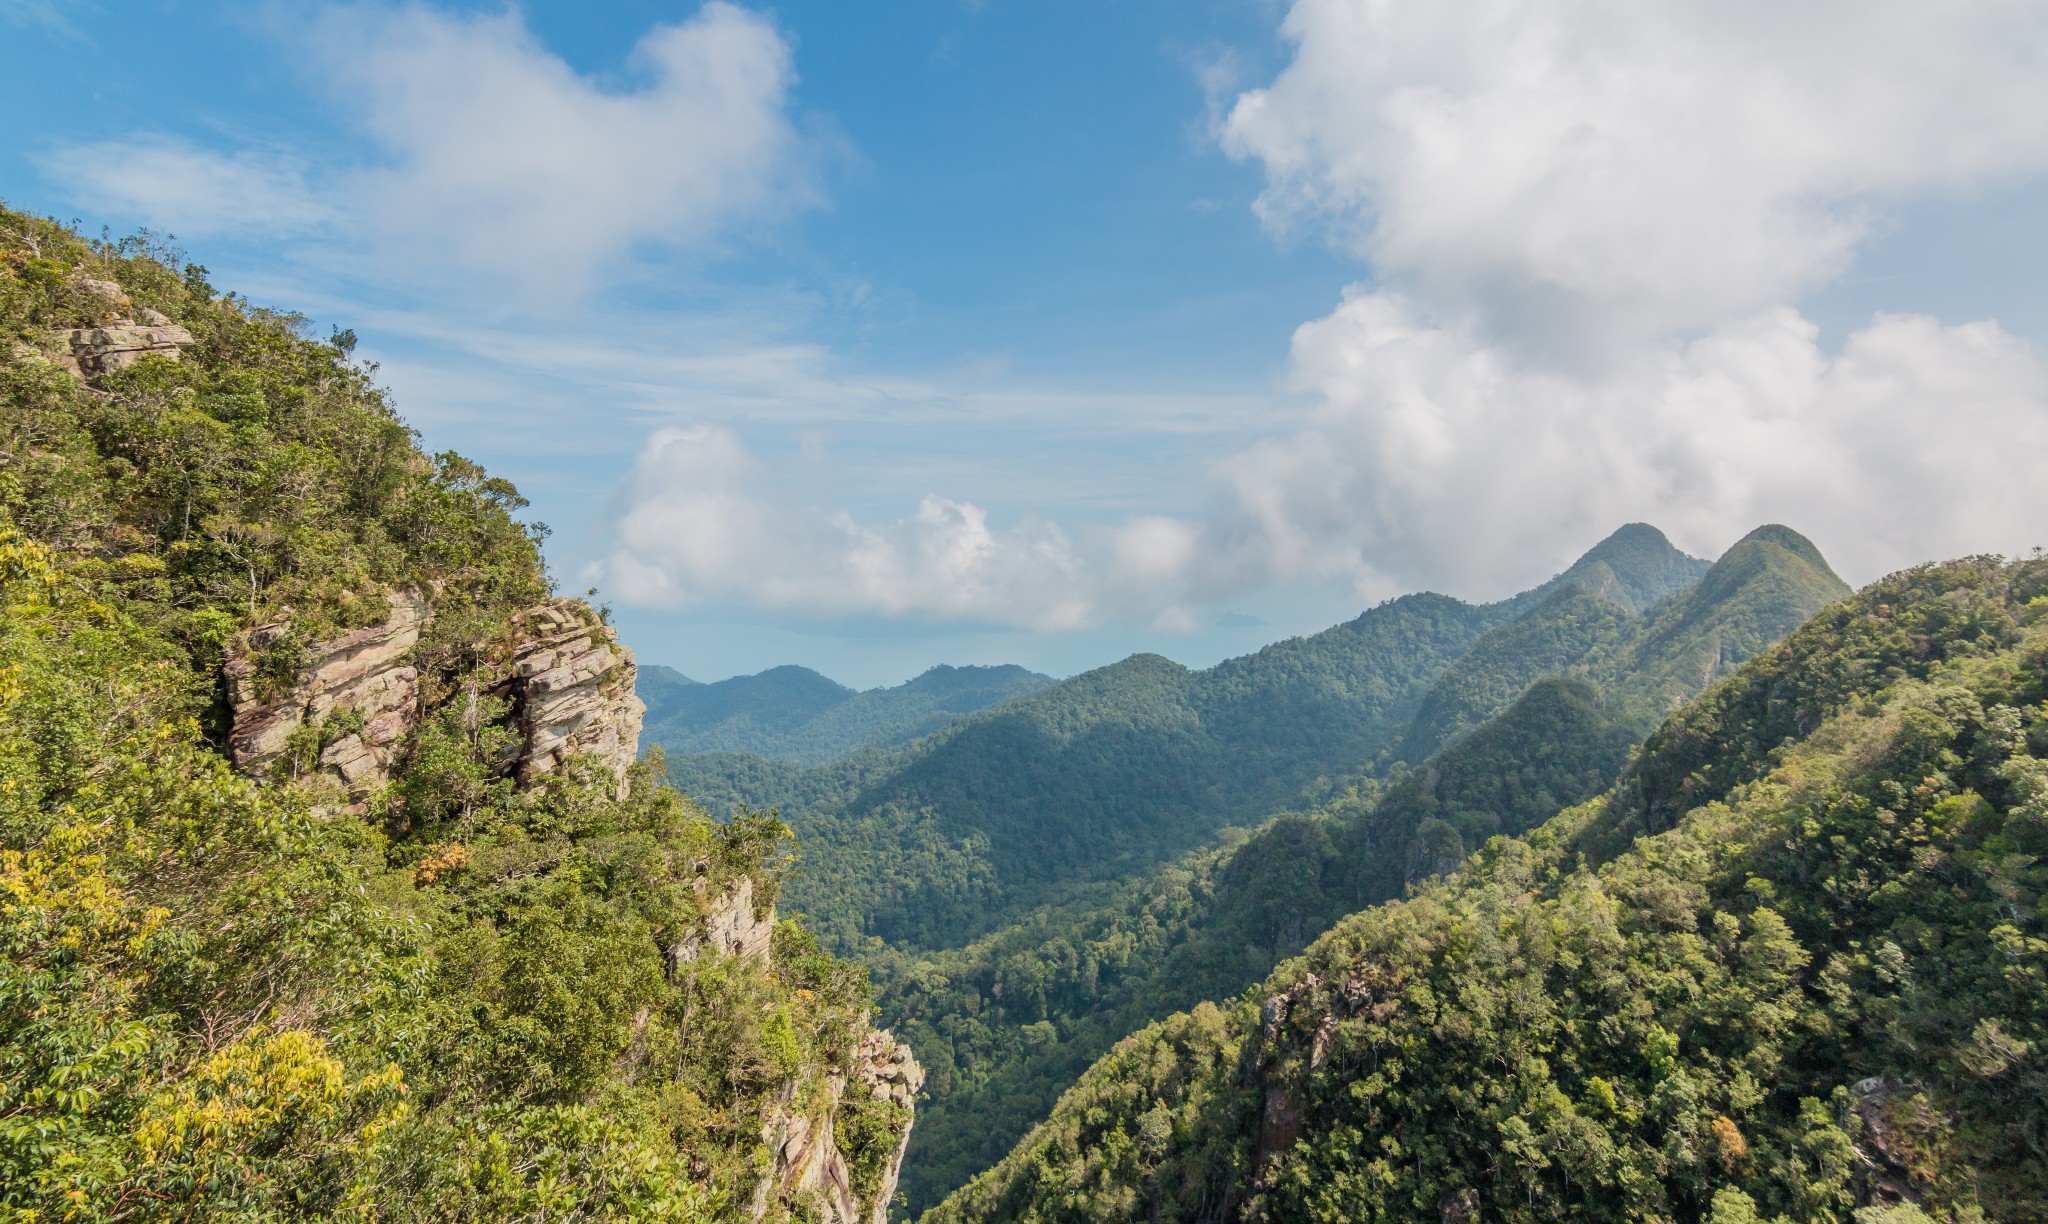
xmin=6 ymin=0 xmax=2048 ymax=688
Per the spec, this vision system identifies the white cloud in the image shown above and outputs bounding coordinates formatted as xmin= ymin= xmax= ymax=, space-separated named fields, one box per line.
xmin=601 ymin=298 xmax=2048 ymax=623
xmin=1177 ymin=0 xmax=2048 ymax=601
xmin=40 ymin=138 xmax=336 ymax=236
xmin=601 ymin=425 xmax=1225 ymax=629
xmin=1222 ymin=0 xmax=2048 ymax=352
xmin=40 ymin=2 xmax=807 ymax=301
xmin=319 ymin=1 xmax=807 ymax=294
xmin=1226 ymin=292 xmax=2048 ymax=598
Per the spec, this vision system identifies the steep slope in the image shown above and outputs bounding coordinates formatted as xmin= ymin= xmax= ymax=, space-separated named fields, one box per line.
xmin=1398 ymin=584 xmax=1635 ymax=760
xmin=644 ymin=663 xmax=1055 ymax=765
xmin=1591 ymin=523 xmax=1852 ymax=730
xmin=1 ymin=208 xmax=915 ymax=1221
xmin=929 ymin=555 xmax=2048 ymax=1224
xmin=880 ymin=678 xmax=1637 ymax=1213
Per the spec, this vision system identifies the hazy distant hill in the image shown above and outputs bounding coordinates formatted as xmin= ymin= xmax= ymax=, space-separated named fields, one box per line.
xmin=692 ymin=523 xmax=1827 ymax=956
xmin=640 ymin=662 xmax=1054 ymax=765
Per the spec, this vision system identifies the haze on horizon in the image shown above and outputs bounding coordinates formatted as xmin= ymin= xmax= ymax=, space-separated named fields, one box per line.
xmin=5 ymin=0 xmax=2047 ymax=687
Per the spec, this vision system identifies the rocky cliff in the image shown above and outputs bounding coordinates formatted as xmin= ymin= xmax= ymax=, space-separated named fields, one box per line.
xmin=225 ymin=584 xmax=924 ymax=1217
xmin=224 ymin=588 xmax=432 ymax=798
xmin=224 ymin=589 xmax=643 ymax=803
xmin=499 ymin=597 xmax=643 ymax=796
xmin=678 ymin=878 xmax=925 ymax=1224
xmin=757 ymin=1031 xmax=924 ymax=1224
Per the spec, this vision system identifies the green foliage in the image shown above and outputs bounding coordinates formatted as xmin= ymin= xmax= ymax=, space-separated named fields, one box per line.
xmin=0 ymin=207 xmax=904 ymax=1222
xmin=879 ymin=677 xmax=1636 ymax=1213
xmin=0 ymin=210 xmax=549 ymax=698
xmin=927 ymin=555 xmax=2048 ymax=1224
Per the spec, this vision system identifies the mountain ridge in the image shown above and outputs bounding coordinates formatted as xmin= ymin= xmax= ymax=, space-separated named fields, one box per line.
xmin=926 ymin=553 xmax=2048 ymax=1224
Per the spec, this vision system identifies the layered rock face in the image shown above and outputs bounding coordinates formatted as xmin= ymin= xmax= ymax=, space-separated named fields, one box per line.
xmin=224 ymin=591 xmax=644 ymax=802
xmin=500 ymin=598 xmax=644 ymax=796
xmin=224 ymin=588 xmax=431 ymax=797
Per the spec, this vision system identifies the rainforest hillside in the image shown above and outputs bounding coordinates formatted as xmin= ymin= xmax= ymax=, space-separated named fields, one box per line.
xmin=643 ymin=662 xmax=1054 ymax=765
xmin=880 ymin=677 xmax=1635 ymax=1211
xmin=871 ymin=524 xmax=1848 ymax=1212
xmin=929 ymin=554 xmax=2048 ymax=1224
xmin=705 ymin=522 xmax=1828 ymax=955
xmin=0 ymin=207 xmax=917 ymax=1222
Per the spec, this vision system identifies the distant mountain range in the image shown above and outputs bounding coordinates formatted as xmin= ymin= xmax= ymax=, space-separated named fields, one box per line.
xmin=638 ymin=662 xmax=1054 ymax=765
xmin=675 ymin=522 xmax=1848 ymax=962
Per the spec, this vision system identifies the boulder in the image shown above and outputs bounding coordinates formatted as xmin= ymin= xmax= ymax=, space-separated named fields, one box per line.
xmin=60 ymin=319 xmax=194 ymax=377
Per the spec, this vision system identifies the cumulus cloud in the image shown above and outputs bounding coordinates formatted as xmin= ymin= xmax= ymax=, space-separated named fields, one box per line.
xmin=602 ymin=426 xmax=1222 ymax=630
xmin=604 ymin=300 xmax=2048 ymax=622
xmin=1227 ymin=292 xmax=2048 ymax=598
xmin=603 ymin=0 xmax=2048 ymax=624
xmin=40 ymin=2 xmax=807 ymax=299
xmin=318 ymin=1 xmax=807 ymax=291
xmin=1222 ymin=0 xmax=2048 ymax=352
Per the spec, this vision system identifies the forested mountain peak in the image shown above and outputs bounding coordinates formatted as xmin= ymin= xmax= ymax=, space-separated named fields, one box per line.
xmin=1512 ymin=521 xmax=1712 ymax=615
xmin=1687 ymin=521 xmax=1846 ymax=614
xmin=932 ymin=553 xmax=2048 ymax=1224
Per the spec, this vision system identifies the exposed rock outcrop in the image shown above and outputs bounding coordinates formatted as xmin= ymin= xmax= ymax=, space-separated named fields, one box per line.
xmin=758 ymin=1028 xmax=925 ymax=1224
xmin=674 ymin=878 xmax=923 ymax=1224
xmin=224 ymin=591 xmax=646 ymax=802
xmin=224 ymin=588 xmax=431 ymax=798
xmin=57 ymin=277 xmax=193 ymax=378
xmin=672 ymin=874 xmax=776 ymax=965
xmin=500 ymin=598 xmax=644 ymax=797
xmin=59 ymin=318 xmax=195 ymax=378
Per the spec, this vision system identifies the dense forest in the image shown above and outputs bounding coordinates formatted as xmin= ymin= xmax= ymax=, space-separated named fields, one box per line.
xmin=875 ymin=677 xmax=1635 ymax=1211
xmin=681 ymin=523 xmax=1843 ymax=964
xmin=864 ymin=526 xmax=1846 ymax=1212
xmin=0 ymin=206 xmax=913 ymax=1221
xmin=928 ymin=555 xmax=2048 ymax=1223
xmin=642 ymin=663 xmax=1053 ymax=766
